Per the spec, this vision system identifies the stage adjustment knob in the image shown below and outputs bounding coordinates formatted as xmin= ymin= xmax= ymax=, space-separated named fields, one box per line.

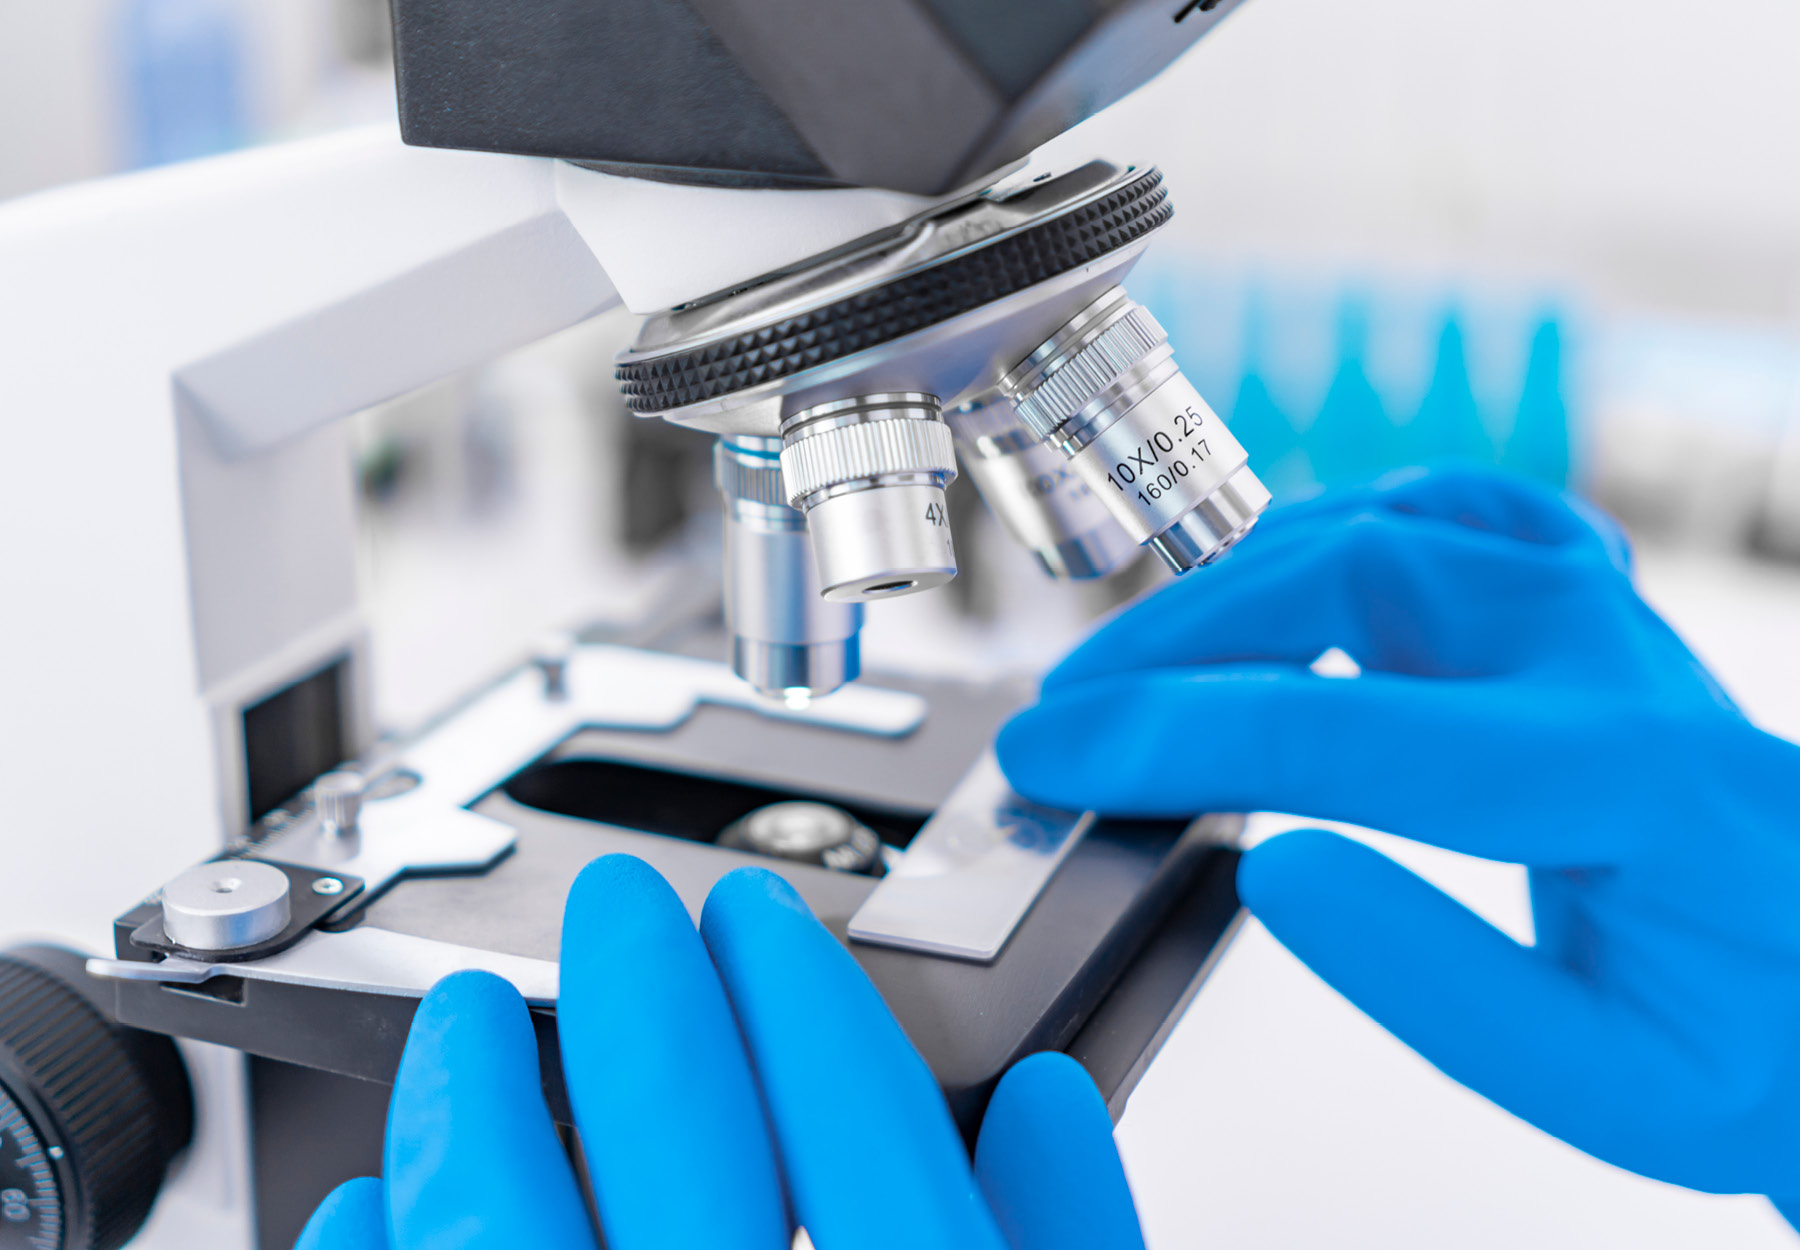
xmin=0 ymin=946 xmax=193 ymax=1250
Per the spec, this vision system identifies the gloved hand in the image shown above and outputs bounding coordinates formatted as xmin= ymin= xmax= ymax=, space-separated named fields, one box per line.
xmin=997 ymin=464 xmax=1800 ymax=1215
xmin=294 ymin=855 xmax=1146 ymax=1249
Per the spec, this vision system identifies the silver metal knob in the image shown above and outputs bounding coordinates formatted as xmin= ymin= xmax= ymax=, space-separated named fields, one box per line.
xmin=778 ymin=394 xmax=958 ymax=602
xmin=160 ymin=860 xmax=291 ymax=952
xmin=1001 ymin=287 xmax=1271 ymax=572
xmin=313 ymin=770 xmax=364 ymax=839
xmin=530 ymin=631 xmax=576 ymax=700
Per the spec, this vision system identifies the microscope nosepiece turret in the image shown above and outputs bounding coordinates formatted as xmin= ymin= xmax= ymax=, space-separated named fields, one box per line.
xmin=618 ymin=162 xmax=1269 ymax=697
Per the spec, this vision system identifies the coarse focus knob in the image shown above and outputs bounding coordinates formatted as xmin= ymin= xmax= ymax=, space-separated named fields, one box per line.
xmin=778 ymin=394 xmax=959 ymax=602
xmin=0 ymin=946 xmax=193 ymax=1250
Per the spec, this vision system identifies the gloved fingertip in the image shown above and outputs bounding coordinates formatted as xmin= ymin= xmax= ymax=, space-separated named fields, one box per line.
xmin=563 ymin=853 xmax=695 ymax=955
xmin=561 ymin=860 xmax=789 ymax=1250
xmin=699 ymin=865 xmax=811 ymax=940
xmin=1235 ymin=828 xmax=1365 ymax=924
xmin=975 ymin=1053 xmax=1145 ymax=1250
xmin=404 ymin=969 xmax=529 ymax=1060
xmin=996 ymin=696 xmax=1117 ymax=810
xmin=390 ymin=970 xmax=540 ymax=1160
xmin=995 ymin=700 xmax=1045 ymax=747
xmin=982 ymin=1052 xmax=1108 ymax=1135
xmin=389 ymin=972 xmax=596 ymax=1249
xmin=568 ymin=851 xmax=666 ymax=908
xmin=293 ymin=1177 xmax=386 ymax=1250
xmin=994 ymin=707 xmax=1054 ymax=788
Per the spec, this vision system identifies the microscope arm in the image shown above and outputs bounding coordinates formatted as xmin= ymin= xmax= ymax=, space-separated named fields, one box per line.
xmin=1 ymin=123 xmax=626 ymax=457
xmin=0 ymin=126 xmax=626 ymax=951
xmin=0 ymin=113 xmax=985 ymax=955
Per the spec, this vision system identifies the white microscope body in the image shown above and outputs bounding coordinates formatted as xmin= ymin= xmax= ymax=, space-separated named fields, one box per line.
xmin=0 ymin=127 xmax=964 ymax=1245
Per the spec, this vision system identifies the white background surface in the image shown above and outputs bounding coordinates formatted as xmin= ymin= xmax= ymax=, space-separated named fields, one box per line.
xmin=1114 ymin=547 xmax=1800 ymax=1247
xmin=9 ymin=0 xmax=1800 ymax=323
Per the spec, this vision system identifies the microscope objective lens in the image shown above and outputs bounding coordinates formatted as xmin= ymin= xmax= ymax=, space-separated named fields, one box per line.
xmin=715 ymin=436 xmax=864 ymax=701
xmin=1001 ymin=287 xmax=1271 ymax=573
xmin=947 ymin=396 xmax=1138 ymax=582
xmin=778 ymin=394 xmax=959 ymax=603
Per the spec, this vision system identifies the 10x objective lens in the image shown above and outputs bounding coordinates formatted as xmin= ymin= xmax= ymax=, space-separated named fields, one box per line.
xmin=779 ymin=393 xmax=959 ymax=602
xmin=1001 ymin=288 xmax=1270 ymax=572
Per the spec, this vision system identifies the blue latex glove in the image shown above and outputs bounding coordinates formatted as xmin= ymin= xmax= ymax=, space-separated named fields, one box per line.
xmin=295 ymin=855 xmax=1145 ymax=1249
xmin=998 ymin=465 xmax=1800 ymax=1214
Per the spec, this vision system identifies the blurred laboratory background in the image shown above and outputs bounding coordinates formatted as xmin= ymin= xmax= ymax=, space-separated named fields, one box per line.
xmin=9 ymin=2 xmax=1800 ymax=1245
xmin=11 ymin=0 xmax=1800 ymax=735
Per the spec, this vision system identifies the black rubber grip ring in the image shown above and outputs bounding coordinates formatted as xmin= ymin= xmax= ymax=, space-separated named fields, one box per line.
xmin=0 ymin=955 xmax=189 ymax=1250
xmin=617 ymin=170 xmax=1172 ymax=414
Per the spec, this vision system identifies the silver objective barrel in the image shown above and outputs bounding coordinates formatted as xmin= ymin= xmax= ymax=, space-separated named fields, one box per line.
xmin=779 ymin=393 xmax=958 ymax=602
xmin=1001 ymin=288 xmax=1271 ymax=572
xmin=947 ymin=396 xmax=1138 ymax=581
xmin=716 ymin=436 xmax=864 ymax=699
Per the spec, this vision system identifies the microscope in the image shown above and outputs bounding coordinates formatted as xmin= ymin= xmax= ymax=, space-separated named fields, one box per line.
xmin=0 ymin=2 xmax=1265 ymax=1246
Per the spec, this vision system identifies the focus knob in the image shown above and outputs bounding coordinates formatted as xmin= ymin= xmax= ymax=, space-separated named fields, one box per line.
xmin=0 ymin=946 xmax=193 ymax=1250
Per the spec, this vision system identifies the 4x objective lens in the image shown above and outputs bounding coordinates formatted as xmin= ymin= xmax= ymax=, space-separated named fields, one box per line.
xmin=1001 ymin=288 xmax=1270 ymax=572
xmin=947 ymin=396 xmax=1138 ymax=581
xmin=778 ymin=393 xmax=959 ymax=602
xmin=716 ymin=436 xmax=863 ymax=698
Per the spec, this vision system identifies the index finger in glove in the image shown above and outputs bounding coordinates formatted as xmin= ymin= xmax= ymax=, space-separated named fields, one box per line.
xmin=559 ymin=855 xmax=788 ymax=1250
xmin=384 ymin=971 xmax=597 ymax=1250
xmin=999 ymin=666 xmax=1650 ymax=867
xmin=700 ymin=868 xmax=1009 ymax=1250
xmin=1046 ymin=504 xmax=1618 ymax=695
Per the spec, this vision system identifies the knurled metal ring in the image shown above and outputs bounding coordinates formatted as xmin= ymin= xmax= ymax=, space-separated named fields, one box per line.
xmin=714 ymin=442 xmax=789 ymax=507
xmin=779 ymin=396 xmax=956 ymax=508
xmin=618 ymin=170 xmax=1172 ymax=415
xmin=1007 ymin=296 xmax=1168 ymax=439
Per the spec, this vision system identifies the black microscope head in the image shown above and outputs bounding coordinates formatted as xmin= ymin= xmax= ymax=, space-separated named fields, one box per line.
xmin=388 ymin=0 xmax=1249 ymax=194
